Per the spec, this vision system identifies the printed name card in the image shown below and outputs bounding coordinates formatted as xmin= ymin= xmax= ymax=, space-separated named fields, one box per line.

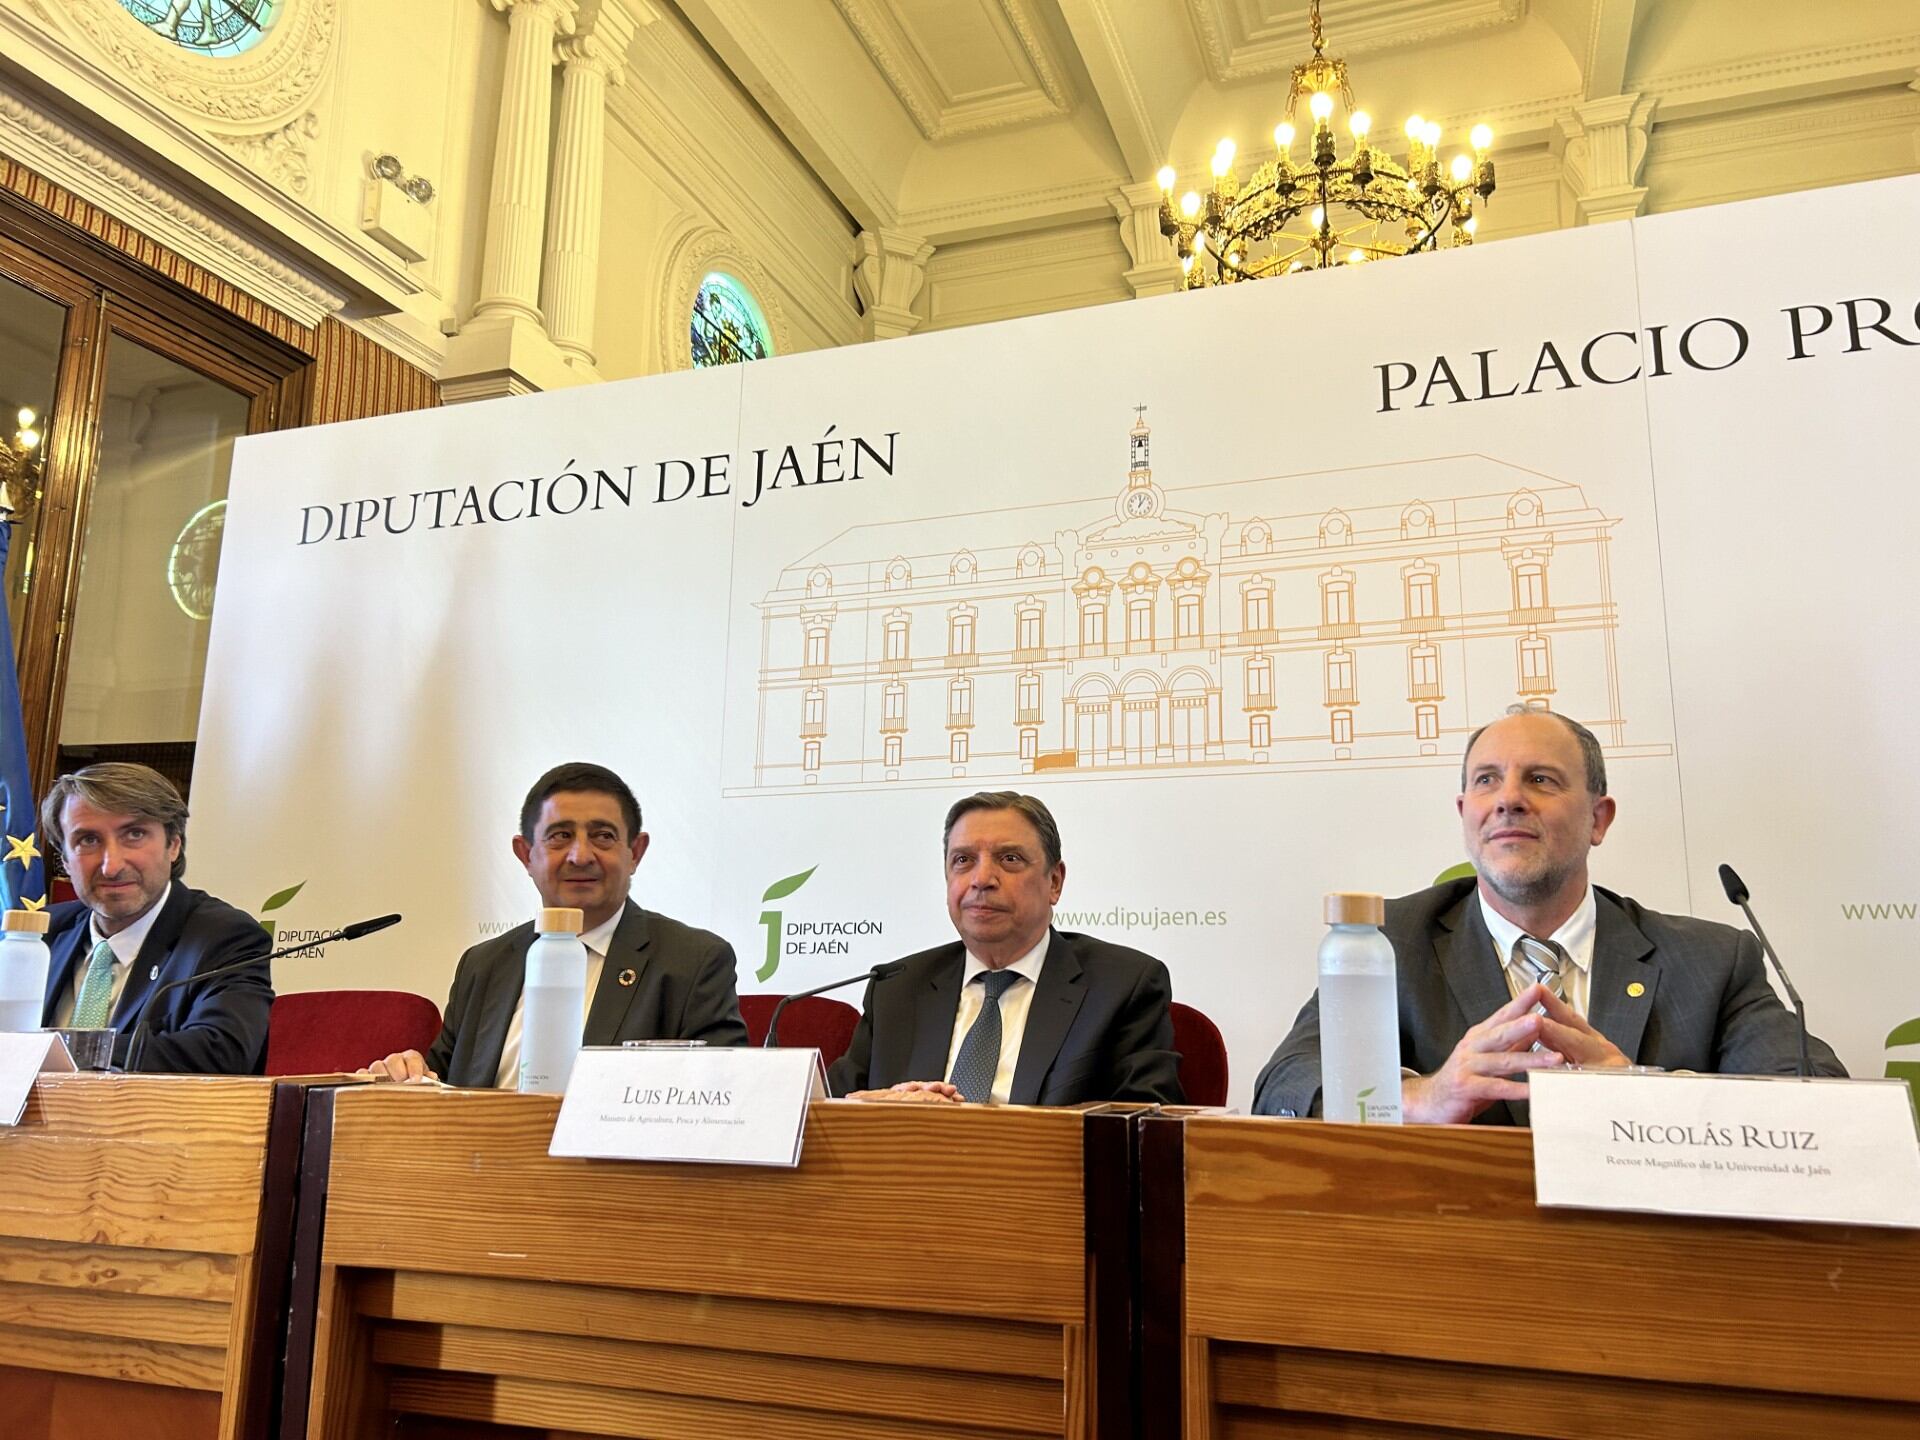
xmin=0 ymin=1032 xmax=77 ymax=1127
xmin=1531 ymin=1069 xmax=1920 ymax=1229
xmin=549 ymin=1046 xmax=826 ymax=1167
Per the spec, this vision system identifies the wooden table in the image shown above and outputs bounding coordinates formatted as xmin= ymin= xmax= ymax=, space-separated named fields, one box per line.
xmin=300 ymin=1088 xmax=1133 ymax=1440
xmin=1144 ymin=1115 xmax=1920 ymax=1439
xmin=0 ymin=1073 xmax=305 ymax=1440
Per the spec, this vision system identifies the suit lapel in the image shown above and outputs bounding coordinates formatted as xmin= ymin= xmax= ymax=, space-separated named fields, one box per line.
xmin=470 ymin=930 xmax=535 ymax=1083
xmin=42 ymin=915 xmax=89 ymax=1022
xmin=1438 ymin=892 xmax=1530 ymax=1126
xmin=1009 ymin=931 xmax=1087 ymax=1106
xmin=112 ymin=886 xmax=193 ymax=1029
xmin=584 ymin=902 xmax=650 ymax=1046
xmin=1585 ymin=889 xmax=1658 ymax=1063
xmin=904 ymin=946 xmax=965 ymax=1082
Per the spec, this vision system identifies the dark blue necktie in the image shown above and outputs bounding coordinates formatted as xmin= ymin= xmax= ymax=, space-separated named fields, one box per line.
xmin=947 ymin=969 xmax=1021 ymax=1103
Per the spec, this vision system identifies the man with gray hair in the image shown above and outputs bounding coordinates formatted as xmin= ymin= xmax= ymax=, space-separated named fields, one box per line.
xmin=829 ymin=790 xmax=1183 ymax=1105
xmin=1253 ymin=708 xmax=1843 ymax=1124
xmin=38 ymin=762 xmax=271 ymax=1073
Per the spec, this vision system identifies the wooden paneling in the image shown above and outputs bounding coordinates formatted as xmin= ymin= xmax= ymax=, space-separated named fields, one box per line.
xmin=309 ymin=1091 xmax=1095 ymax=1440
xmin=1171 ymin=1117 xmax=1920 ymax=1437
xmin=0 ymin=1075 xmax=288 ymax=1440
xmin=293 ymin=317 xmax=440 ymax=425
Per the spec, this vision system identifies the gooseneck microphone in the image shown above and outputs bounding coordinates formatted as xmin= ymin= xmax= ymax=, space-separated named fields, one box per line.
xmin=1717 ymin=864 xmax=1810 ymax=1080
xmin=122 ymin=913 xmax=404 ymax=1073
xmin=763 ymin=967 xmax=881 ymax=1049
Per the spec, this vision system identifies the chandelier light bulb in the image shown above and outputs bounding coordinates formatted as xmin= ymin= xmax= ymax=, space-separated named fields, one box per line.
xmin=1405 ymin=115 xmax=1425 ymax=140
xmin=1274 ymin=122 xmax=1295 ymax=150
xmin=1193 ymin=231 xmax=1208 ymax=253
xmin=1463 ymin=216 xmax=1479 ymax=235
xmin=1212 ymin=141 xmax=1236 ymax=177
xmin=1348 ymin=249 xmax=1366 ymax=264
xmin=15 ymin=407 xmax=33 ymax=428
xmin=1310 ymin=205 xmax=1326 ymax=229
xmin=1349 ymin=110 xmax=1371 ymax=139
xmin=18 ymin=427 xmax=40 ymax=450
xmin=1180 ymin=191 xmax=1201 ymax=218
xmin=1310 ymin=91 xmax=1334 ymax=121
xmin=1227 ymin=251 xmax=1242 ymax=265
xmin=1156 ymin=165 xmax=1177 ymax=191
xmin=1470 ymin=124 xmax=1494 ymax=152
xmin=1182 ymin=254 xmax=1194 ymax=273
xmin=1423 ymin=121 xmax=1442 ymax=147
xmin=1450 ymin=154 xmax=1473 ymax=181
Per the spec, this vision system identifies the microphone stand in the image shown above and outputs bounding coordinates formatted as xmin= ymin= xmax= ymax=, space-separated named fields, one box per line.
xmin=763 ymin=968 xmax=880 ymax=1049
xmin=1718 ymin=864 xmax=1811 ymax=1080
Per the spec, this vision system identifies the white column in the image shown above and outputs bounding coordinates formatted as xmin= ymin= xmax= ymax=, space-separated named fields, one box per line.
xmin=1110 ymin=180 xmax=1184 ymax=298
xmin=853 ymin=229 xmax=934 ymax=340
xmin=474 ymin=0 xmax=578 ymax=325
xmin=1554 ymin=93 xmax=1657 ymax=226
xmin=542 ymin=2 xmax=648 ymax=365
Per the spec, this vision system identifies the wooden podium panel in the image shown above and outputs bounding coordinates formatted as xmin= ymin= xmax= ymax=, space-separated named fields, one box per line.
xmin=1155 ymin=1116 xmax=1920 ymax=1439
xmin=0 ymin=1073 xmax=294 ymax=1440
xmin=305 ymin=1088 xmax=1108 ymax=1440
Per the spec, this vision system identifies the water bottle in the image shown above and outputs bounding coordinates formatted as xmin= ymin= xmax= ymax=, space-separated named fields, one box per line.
xmin=519 ymin=907 xmax=588 ymax=1094
xmin=1318 ymin=892 xmax=1403 ymax=1125
xmin=0 ymin=909 xmax=52 ymax=1033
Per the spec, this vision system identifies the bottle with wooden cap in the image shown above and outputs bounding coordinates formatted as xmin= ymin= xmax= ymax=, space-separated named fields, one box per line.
xmin=1318 ymin=892 xmax=1403 ymax=1124
xmin=0 ymin=909 xmax=52 ymax=1034
xmin=519 ymin=906 xmax=588 ymax=1094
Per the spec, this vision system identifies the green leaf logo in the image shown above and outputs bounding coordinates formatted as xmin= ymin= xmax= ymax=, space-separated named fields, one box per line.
xmin=258 ymin=880 xmax=306 ymax=936
xmin=762 ymin=867 xmax=816 ymax=903
xmin=1357 ymin=1086 xmax=1376 ymax=1099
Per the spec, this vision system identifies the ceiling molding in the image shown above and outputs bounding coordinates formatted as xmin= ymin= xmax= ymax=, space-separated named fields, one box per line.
xmin=831 ymin=0 xmax=1077 ymax=142
xmin=1185 ymin=0 xmax=1528 ymax=85
xmin=1630 ymin=32 xmax=1920 ymax=121
xmin=898 ymin=175 xmax=1121 ymax=245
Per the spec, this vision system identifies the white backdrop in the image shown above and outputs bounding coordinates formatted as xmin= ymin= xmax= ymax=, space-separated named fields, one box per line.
xmin=193 ymin=176 xmax=1920 ymax=1106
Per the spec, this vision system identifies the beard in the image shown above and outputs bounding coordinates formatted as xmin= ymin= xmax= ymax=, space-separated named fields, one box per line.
xmin=1478 ymin=850 xmax=1578 ymax=909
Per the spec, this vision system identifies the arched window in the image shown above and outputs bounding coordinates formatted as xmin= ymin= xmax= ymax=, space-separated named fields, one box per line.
xmin=119 ymin=0 xmax=280 ymax=56
xmin=690 ymin=272 xmax=772 ymax=368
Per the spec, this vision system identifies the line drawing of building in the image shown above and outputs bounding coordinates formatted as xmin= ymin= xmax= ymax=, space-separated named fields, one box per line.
xmin=732 ymin=410 xmax=1645 ymax=794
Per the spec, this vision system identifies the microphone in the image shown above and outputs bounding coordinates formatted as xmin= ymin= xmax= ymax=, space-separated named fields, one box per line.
xmin=1717 ymin=864 xmax=1811 ymax=1080
xmin=763 ymin=967 xmax=880 ymax=1049
xmin=122 ymin=912 xmax=405 ymax=1073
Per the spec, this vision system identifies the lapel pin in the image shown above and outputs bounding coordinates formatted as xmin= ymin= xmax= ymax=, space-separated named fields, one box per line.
xmin=149 ymin=964 xmax=160 ymax=981
xmin=617 ymin=968 xmax=637 ymax=987
xmin=1626 ymin=981 xmax=1645 ymax=998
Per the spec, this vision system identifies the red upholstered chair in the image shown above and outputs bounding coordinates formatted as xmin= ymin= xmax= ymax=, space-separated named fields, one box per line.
xmin=1171 ymin=1001 xmax=1229 ymax=1107
xmin=265 ymin=990 xmax=443 ymax=1076
xmin=739 ymin=993 xmax=861 ymax=1069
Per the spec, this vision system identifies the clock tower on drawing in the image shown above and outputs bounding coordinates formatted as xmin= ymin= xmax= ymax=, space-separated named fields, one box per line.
xmin=1117 ymin=405 xmax=1166 ymax=522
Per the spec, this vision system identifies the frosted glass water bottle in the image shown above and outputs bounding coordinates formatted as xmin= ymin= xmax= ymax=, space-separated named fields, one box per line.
xmin=0 ymin=909 xmax=52 ymax=1033
xmin=519 ymin=906 xmax=588 ymax=1094
xmin=1318 ymin=892 xmax=1403 ymax=1125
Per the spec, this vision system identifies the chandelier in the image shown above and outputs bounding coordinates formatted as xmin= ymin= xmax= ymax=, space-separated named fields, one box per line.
xmin=1158 ymin=0 xmax=1495 ymax=282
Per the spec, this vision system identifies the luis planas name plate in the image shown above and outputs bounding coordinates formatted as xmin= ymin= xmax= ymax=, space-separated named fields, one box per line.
xmin=1530 ymin=1069 xmax=1920 ymax=1229
xmin=550 ymin=1046 xmax=826 ymax=1167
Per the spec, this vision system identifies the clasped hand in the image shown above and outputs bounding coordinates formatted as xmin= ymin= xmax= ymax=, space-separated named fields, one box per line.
xmin=1401 ymin=983 xmax=1627 ymax=1124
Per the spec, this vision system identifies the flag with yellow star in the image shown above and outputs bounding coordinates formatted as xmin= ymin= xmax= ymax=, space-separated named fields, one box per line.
xmin=0 ymin=510 xmax=46 ymax=912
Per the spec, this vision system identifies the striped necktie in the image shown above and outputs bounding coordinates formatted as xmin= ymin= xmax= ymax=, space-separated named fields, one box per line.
xmin=947 ymin=969 xmax=1021 ymax=1103
xmin=1513 ymin=934 xmax=1571 ymax=1005
xmin=71 ymin=940 xmax=120 ymax=1029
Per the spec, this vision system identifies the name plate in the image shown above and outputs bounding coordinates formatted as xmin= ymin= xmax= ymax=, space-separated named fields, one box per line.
xmin=0 ymin=1032 xmax=78 ymax=1127
xmin=549 ymin=1046 xmax=826 ymax=1167
xmin=1531 ymin=1069 xmax=1920 ymax=1229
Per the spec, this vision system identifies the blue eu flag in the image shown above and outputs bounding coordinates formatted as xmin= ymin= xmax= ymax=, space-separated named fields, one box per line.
xmin=0 ymin=511 xmax=47 ymax=912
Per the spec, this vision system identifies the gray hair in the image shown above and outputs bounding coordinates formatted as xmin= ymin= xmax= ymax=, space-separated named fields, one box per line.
xmin=1461 ymin=707 xmax=1608 ymax=796
xmin=41 ymin=762 xmax=190 ymax=879
xmin=942 ymin=791 xmax=1063 ymax=868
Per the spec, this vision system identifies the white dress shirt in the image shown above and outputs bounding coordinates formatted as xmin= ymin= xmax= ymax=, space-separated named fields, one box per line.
xmin=492 ymin=909 xmax=621 ymax=1089
xmin=1478 ymin=885 xmax=1597 ymax=1017
xmin=941 ymin=931 xmax=1049 ymax=1106
xmin=51 ymin=882 xmax=173 ymax=1028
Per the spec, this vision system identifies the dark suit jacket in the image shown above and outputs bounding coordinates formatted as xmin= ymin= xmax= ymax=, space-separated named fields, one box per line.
xmin=426 ymin=899 xmax=748 ymax=1087
xmin=42 ymin=884 xmax=273 ymax=1074
xmin=1252 ymin=877 xmax=1846 ymax=1124
xmin=827 ymin=928 xmax=1184 ymax=1105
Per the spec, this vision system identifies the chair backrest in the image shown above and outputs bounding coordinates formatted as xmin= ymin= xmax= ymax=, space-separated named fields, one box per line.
xmin=739 ymin=994 xmax=861 ymax=1068
xmin=1171 ymin=1001 xmax=1229 ymax=1107
xmin=265 ymin=989 xmax=443 ymax=1076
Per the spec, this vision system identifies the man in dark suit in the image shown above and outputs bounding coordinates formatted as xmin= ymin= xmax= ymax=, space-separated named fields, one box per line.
xmin=366 ymin=762 xmax=746 ymax=1086
xmin=1254 ymin=709 xmax=1844 ymax=1123
xmin=39 ymin=762 xmax=271 ymax=1073
xmin=828 ymin=791 xmax=1182 ymax=1106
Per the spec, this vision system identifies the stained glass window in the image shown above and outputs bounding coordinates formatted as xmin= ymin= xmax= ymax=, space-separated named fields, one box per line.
xmin=118 ymin=1 xmax=279 ymax=58
xmin=690 ymin=272 xmax=772 ymax=368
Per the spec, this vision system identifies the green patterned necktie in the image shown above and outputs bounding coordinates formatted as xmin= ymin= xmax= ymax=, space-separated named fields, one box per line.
xmin=947 ymin=969 xmax=1021 ymax=1103
xmin=70 ymin=940 xmax=119 ymax=1029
